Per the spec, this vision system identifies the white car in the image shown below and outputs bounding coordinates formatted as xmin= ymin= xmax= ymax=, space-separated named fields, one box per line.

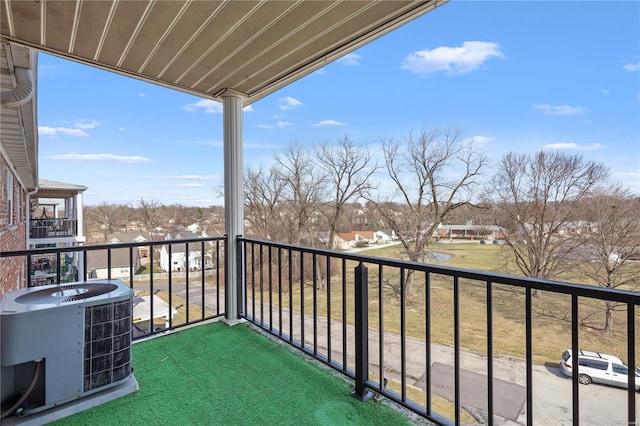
xmin=560 ymin=349 xmax=640 ymax=391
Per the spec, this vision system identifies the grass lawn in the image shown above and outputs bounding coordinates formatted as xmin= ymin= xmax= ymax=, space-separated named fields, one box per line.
xmin=249 ymin=242 xmax=636 ymax=365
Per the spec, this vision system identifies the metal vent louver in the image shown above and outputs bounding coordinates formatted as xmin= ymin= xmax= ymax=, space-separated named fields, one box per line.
xmin=14 ymin=283 xmax=118 ymax=304
xmin=84 ymin=299 xmax=132 ymax=392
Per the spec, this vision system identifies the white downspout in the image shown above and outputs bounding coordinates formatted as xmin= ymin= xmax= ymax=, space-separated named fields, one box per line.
xmin=221 ymin=89 xmax=245 ymax=325
xmin=1 ymin=67 xmax=34 ymax=107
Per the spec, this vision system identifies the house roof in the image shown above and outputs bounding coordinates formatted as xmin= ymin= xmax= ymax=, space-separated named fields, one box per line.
xmin=35 ymin=179 xmax=88 ymax=199
xmin=336 ymin=231 xmax=374 ymax=242
xmin=108 ymin=231 xmax=152 ymax=243
xmin=0 ymin=0 xmax=446 ymax=106
xmin=86 ymin=247 xmax=139 ymax=270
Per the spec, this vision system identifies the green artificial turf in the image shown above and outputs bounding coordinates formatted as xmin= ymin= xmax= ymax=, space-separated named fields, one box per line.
xmin=53 ymin=321 xmax=413 ymax=426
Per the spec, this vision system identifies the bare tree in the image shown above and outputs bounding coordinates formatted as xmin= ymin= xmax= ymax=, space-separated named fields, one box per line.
xmin=576 ymin=188 xmax=640 ymax=333
xmin=276 ymin=144 xmax=328 ymax=246
xmin=86 ymin=202 xmax=121 ymax=241
xmin=315 ymin=136 xmax=378 ymax=249
xmin=244 ymin=165 xmax=287 ymax=240
xmin=490 ymin=150 xmax=609 ymax=290
xmin=134 ymin=198 xmax=162 ymax=237
xmin=368 ymin=128 xmax=487 ymax=296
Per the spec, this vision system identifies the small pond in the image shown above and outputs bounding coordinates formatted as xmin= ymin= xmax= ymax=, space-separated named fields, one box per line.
xmin=424 ymin=252 xmax=452 ymax=262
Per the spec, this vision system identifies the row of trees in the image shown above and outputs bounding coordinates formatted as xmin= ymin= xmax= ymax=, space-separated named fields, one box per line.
xmin=243 ymin=129 xmax=639 ymax=333
xmin=85 ymin=201 xmax=224 ymax=241
xmin=85 ymin=128 xmax=639 ymax=333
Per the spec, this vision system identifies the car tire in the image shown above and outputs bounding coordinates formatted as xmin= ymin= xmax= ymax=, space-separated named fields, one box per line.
xmin=578 ymin=374 xmax=592 ymax=385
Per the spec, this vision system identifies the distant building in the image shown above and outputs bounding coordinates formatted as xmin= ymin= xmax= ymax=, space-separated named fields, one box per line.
xmin=160 ymin=231 xmax=213 ymax=272
xmin=436 ymin=224 xmax=505 ymax=240
xmin=108 ymin=231 xmax=153 ymax=263
xmin=87 ymin=247 xmax=142 ymax=279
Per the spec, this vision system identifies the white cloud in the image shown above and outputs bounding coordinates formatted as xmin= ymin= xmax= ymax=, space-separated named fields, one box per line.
xmin=183 ymin=99 xmax=223 ymax=113
xmin=401 ymin=41 xmax=504 ymax=76
xmin=338 ymin=53 xmax=361 ymax=66
xmin=257 ymin=121 xmax=294 ymax=129
xmin=75 ymin=119 xmax=101 ymax=129
xmin=162 ymin=182 xmax=205 ymax=188
xmin=461 ymin=135 xmax=492 ymax=144
xmin=47 ymin=153 xmax=153 ymax=163
xmin=138 ymin=93 xmax=148 ymax=98
xmin=623 ymin=62 xmax=640 ymax=72
xmin=600 ymin=89 xmax=609 ymax=95
xmin=312 ymin=119 xmax=345 ymax=127
xmin=532 ymin=104 xmax=586 ymax=116
xmin=136 ymin=174 xmax=219 ymax=180
xmin=119 ymin=127 xmax=126 ymax=131
xmin=278 ymin=96 xmax=302 ymax=110
xmin=38 ymin=126 xmax=89 ymax=137
xmin=542 ymin=142 xmax=604 ymax=151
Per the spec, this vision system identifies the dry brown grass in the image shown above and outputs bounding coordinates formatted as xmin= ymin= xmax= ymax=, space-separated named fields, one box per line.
xmin=257 ymin=243 xmax=637 ymax=365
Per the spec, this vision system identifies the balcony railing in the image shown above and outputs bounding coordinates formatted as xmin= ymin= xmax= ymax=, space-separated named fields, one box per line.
xmin=1 ymin=236 xmax=638 ymax=425
xmin=29 ymin=218 xmax=78 ymax=239
xmin=1 ymin=236 xmax=227 ymax=339
xmin=237 ymin=237 xmax=640 ymax=426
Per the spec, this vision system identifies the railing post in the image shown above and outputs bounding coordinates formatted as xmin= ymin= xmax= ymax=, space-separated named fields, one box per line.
xmin=236 ymin=236 xmax=244 ymax=318
xmin=351 ymin=262 xmax=373 ymax=402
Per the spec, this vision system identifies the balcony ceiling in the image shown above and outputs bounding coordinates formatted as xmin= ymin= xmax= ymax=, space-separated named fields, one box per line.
xmin=0 ymin=0 xmax=445 ymax=105
xmin=35 ymin=179 xmax=87 ymax=200
xmin=1 ymin=0 xmax=446 ymax=192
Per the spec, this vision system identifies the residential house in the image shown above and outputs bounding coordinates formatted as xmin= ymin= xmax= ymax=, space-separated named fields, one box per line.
xmin=374 ymin=229 xmax=397 ymax=242
xmin=160 ymin=231 xmax=213 ymax=272
xmin=86 ymin=247 xmax=141 ymax=280
xmin=334 ymin=231 xmax=377 ymax=250
xmin=108 ymin=231 xmax=152 ymax=264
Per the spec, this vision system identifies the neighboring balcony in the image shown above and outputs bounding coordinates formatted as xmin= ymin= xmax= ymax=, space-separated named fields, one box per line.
xmin=1 ymin=237 xmax=638 ymax=425
xmin=29 ymin=218 xmax=78 ymax=239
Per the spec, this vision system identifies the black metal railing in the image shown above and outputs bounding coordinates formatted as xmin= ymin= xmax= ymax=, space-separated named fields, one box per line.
xmin=238 ymin=237 xmax=639 ymax=426
xmin=2 ymin=235 xmax=638 ymax=425
xmin=29 ymin=218 xmax=77 ymax=238
xmin=1 ymin=236 xmax=227 ymax=340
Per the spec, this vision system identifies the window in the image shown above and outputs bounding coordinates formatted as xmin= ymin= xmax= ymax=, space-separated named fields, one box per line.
xmin=578 ymin=358 xmax=608 ymax=370
xmin=7 ymin=172 xmax=14 ymax=225
xmin=612 ymin=364 xmax=628 ymax=375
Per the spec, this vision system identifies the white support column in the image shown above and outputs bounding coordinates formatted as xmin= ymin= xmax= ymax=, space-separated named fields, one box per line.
xmin=76 ymin=192 xmax=85 ymax=280
xmin=76 ymin=192 xmax=84 ymax=239
xmin=221 ymin=90 xmax=245 ymax=325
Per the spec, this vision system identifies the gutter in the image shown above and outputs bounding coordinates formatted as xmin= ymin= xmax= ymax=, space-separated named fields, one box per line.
xmin=1 ymin=67 xmax=34 ymax=107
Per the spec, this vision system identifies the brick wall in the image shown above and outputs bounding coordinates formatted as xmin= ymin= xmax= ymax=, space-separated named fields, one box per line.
xmin=0 ymin=154 xmax=27 ymax=296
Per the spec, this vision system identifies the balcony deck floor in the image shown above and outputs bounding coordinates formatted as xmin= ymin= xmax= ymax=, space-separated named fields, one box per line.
xmin=51 ymin=321 xmax=417 ymax=426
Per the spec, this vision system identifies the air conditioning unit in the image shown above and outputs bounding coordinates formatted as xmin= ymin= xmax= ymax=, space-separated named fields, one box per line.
xmin=1 ymin=280 xmax=138 ymax=424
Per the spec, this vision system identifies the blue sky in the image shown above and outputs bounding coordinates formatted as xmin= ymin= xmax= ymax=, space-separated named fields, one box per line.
xmin=36 ymin=1 xmax=639 ymax=207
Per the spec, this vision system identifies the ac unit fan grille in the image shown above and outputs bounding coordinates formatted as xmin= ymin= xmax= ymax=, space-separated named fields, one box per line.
xmin=84 ymin=299 xmax=133 ymax=392
xmin=14 ymin=283 xmax=118 ymax=304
